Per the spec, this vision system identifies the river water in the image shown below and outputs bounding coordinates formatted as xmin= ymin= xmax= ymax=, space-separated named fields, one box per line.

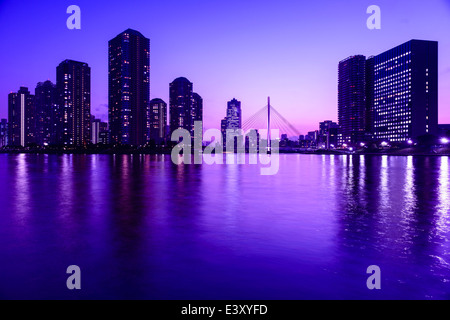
xmin=0 ymin=153 xmax=449 ymax=299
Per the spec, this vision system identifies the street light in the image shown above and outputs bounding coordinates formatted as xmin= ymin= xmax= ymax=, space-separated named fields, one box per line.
xmin=360 ymin=142 xmax=365 ymax=147
xmin=441 ymin=138 xmax=449 ymax=145
xmin=407 ymin=139 xmax=413 ymax=145
xmin=381 ymin=141 xmax=388 ymax=147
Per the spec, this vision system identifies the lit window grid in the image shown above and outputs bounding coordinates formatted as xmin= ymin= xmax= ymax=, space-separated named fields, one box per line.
xmin=372 ymin=50 xmax=413 ymax=142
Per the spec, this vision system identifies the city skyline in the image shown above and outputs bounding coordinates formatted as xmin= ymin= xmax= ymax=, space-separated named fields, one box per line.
xmin=0 ymin=0 xmax=449 ymax=135
xmin=1 ymin=37 xmax=443 ymax=148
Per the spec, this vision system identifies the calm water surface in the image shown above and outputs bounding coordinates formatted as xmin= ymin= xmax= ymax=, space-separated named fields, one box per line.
xmin=0 ymin=153 xmax=449 ymax=299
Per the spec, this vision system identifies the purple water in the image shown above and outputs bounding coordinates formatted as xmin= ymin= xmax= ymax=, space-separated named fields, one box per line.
xmin=0 ymin=153 xmax=449 ymax=299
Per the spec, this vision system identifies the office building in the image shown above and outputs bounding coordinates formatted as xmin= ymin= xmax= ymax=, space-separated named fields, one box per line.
xmin=371 ymin=40 xmax=438 ymax=142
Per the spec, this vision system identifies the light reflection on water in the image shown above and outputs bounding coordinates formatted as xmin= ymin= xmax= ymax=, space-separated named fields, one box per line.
xmin=0 ymin=153 xmax=450 ymax=299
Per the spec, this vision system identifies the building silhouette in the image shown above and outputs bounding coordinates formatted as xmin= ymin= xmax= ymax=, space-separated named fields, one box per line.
xmin=35 ymin=80 xmax=58 ymax=145
xmin=169 ymin=77 xmax=202 ymax=139
xmin=0 ymin=119 xmax=8 ymax=147
xmin=438 ymin=124 xmax=450 ymax=137
xmin=8 ymin=87 xmax=35 ymax=147
xmin=338 ymin=55 xmax=367 ymax=146
xmin=221 ymin=98 xmax=242 ymax=148
xmin=108 ymin=29 xmax=150 ymax=146
xmin=91 ymin=116 xmax=108 ymax=144
xmin=221 ymin=118 xmax=227 ymax=146
xmin=319 ymin=120 xmax=339 ymax=148
xmin=149 ymin=98 xmax=167 ymax=145
xmin=56 ymin=60 xmax=91 ymax=146
xmin=192 ymin=92 xmax=203 ymax=137
xmin=226 ymin=98 xmax=241 ymax=130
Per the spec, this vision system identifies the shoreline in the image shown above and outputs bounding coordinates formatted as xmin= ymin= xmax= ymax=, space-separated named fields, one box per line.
xmin=1 ymin=148 xmax=450 ymax=157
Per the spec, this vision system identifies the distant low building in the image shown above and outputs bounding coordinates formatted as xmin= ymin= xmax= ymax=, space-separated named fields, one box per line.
xmin=91 ymin=116 xmax=108 ymax=144
xmin=245 ymin=129 xmax=259 ymax=151
xmin=319 ymin=120 xmax=339 ymax=148
xmin=0 ymin=119 xmax=7 ymax=147
xmin=438 ymin=124 xmax=450 ymax=137
xmin=280 ymin=134 xmax=288 ymax=147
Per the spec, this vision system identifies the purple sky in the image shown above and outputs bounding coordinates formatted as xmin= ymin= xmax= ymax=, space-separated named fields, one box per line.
xmin=0 ymin=0 xmax=449 ymax=135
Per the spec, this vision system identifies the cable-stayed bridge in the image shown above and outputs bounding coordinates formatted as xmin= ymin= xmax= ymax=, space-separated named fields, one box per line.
xmin=241 ymin=97 xmax=300 ymax=140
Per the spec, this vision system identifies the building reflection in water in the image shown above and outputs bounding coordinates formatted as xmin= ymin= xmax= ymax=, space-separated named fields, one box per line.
xmin=333 ymin=155 xmax=450 ymax=298
xmin=2 ymin=153 xmax=450 ymax=299
xmin=14 ymin=154 xmax=30 ymax=222
xmin=436 ymin=156 xmax=450 ymax=249
xmin=402 ymin=156 xmax=417 ymax=216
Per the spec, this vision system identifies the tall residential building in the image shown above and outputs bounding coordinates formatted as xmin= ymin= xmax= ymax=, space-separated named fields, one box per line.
xmin=192 ymin=93 xmax=203 ymax=136
xmin=0 ymin=119 xmax=7 ymax=147
xmin=8 ymin=87 xmax=35 ymax=147
xmin=56 ymin=60 xmax=91 ymax=146
xmin=370 ymin=40 xmax=438 ymax=141
xmin=338 ymin=55 xmax=367 ymax=146
xmin=109 ymin=29 xmax=150 ymax=146
xmin=169 ymin=77 xmax=202 ymax=138
xmin=149 ymin=98 xmax=167 ymax=144
xmin=35 ymin=80 xmax=58 ymax=145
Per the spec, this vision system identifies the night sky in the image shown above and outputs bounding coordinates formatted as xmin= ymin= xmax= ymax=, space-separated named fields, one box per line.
xmin=0 ymin=0 xmax=449 ymax=134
